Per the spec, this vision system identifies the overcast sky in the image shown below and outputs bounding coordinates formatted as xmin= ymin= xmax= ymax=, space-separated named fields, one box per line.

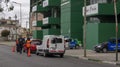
xmin=1 ymin=0 xmax=30 ymax=28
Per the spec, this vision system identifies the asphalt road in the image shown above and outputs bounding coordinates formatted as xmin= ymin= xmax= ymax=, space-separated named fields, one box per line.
xmin=0 ymin=45 xmax=118 ymax=67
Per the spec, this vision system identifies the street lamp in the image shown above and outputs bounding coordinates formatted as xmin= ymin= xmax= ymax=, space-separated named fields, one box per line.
xmin=12 ymin=1 xmax=22 ymax=27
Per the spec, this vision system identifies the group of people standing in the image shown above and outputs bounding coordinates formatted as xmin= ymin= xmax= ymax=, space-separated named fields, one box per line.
xmin=16 ymin=35 xmax=31 ymax=55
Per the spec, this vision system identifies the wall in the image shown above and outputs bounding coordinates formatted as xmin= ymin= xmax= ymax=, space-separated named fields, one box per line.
xmin=61 ymin=0 xmax=84 ymax=41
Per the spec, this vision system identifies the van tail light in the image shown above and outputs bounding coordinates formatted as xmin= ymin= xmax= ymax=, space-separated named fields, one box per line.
xmin=64 ymin=40 xmax=66 ymax=48
xmin=47 ymin=39 xmax=49 ymax=48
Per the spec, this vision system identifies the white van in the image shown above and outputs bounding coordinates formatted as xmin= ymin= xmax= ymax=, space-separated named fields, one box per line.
xmin=36 ymin=35 xmax=65 ymax=58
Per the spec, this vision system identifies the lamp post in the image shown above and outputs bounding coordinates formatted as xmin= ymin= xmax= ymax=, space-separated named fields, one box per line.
xmin=12 ymin=1 xmax=22 ymax=27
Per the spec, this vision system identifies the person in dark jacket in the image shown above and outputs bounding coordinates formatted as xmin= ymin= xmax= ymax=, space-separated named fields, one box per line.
xmin=18 ymin=35 xmax=25 ymax=54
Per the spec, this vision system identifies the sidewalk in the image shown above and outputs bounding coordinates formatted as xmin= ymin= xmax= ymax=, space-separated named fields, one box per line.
xmin=65 ymin=49 xmax=120 ymax=65
xmin=0 ymin=41 xmax=15 ymax=46
xmin=1 ymin=41 xmax=120 ymax=65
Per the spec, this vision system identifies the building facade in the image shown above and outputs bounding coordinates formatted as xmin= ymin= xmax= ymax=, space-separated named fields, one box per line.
xmin=84 ymin=0 xmax=120 ymax=49
xmin=0 ymin=19 xmax=19 ymax=40
xmin=30 ymin=0 xmax=120 ymax=49
xmin=30 ymin=0 xmax=61 ymax=39
xmin=30 ymin=0 xmax=84 ymax=42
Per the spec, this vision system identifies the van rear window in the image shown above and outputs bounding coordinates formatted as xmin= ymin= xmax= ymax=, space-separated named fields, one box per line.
xmin=51 ymin=38 xmax=62 ymax=43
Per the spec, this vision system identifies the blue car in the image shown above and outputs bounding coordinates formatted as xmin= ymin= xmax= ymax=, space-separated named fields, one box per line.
xmin=69 ymin=39 xmax=76 ymax=49
xmin=94 ymin=38 xmax=120 ymax=53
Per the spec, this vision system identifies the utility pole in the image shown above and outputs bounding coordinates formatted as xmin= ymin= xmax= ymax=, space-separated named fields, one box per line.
xmin=83 ymin=0 xmax=87 ymax=57
xmin=15 ymin=14 xmax=17 ymax=40
xmin=12 ymin=1 xmax=22 ymax=27
xmin=113 ymin=0 xmax=118 ymax=61
xmin=26 ymin=21 xmax=28 ymax=38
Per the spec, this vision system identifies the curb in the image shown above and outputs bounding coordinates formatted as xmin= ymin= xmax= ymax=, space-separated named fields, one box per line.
xmin=65 ymin=55 xmax=120 ymax=66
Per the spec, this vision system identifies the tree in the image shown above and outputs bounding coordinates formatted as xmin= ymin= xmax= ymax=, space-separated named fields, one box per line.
xmin=1 ymin=30 xmax=10 ymax=37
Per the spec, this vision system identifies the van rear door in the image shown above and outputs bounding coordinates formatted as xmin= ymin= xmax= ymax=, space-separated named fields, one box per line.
xmin=50 ymin=37 xmax=65 ymax=53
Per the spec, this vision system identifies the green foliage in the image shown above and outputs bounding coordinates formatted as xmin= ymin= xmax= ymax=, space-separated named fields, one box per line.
xmin=1 ymin=30 xmax=10 ymax=37
xmin=9 ymin=6 xmax=14 ymax=11
xmin=0 ymin=8 xmax=3 ymax=12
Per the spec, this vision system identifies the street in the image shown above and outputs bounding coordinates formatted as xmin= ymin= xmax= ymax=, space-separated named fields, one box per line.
xmin=0 ymin=45 xmax=118 ymax=67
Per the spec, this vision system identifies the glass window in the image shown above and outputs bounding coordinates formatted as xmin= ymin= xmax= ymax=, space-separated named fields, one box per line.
xmin=51 ymin=38 xmax=62 ymax=43
xmin=90 ymin=0 xmax=107 ymax=4
xmin=31 ymin=40 xmax=42 ymax=45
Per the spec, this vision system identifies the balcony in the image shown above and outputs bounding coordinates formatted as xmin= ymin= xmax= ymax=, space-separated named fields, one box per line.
xmin=43 ymin=0 xmax=60 ymax=7
xmin=32 ymin=21 xmax=42 ymax=27
xmin=43 ymin=29 xmax=60 ymax=35
xmin=43 ymin=17 xmax=60 ymax=25
xmin=32 ymin=5 xmax=49 ymax=12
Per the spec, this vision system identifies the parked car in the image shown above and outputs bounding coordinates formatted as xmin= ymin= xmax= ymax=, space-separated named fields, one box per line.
xmin=36 ymin=35 xmax=65 ymax=58
xmin=23 ymin=39 xmax=42 ymax=53
xmin=94 ymin=38 xmax=120 ymax=53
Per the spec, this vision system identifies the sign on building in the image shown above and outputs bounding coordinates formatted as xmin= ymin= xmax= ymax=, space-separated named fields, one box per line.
xmin=43 ymin=0 xmax=49 ymax=7
xmin=43 ymin=17 xmax=49 ymax=24
xmin=83 ymin=3 xmax=98 ymax=16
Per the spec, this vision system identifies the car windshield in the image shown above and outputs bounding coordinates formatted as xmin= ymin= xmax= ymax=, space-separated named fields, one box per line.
xmin=109 ymin=39 xmax=120 ymax=43
xmin=31 ymin=40 xmax=42 ymax=45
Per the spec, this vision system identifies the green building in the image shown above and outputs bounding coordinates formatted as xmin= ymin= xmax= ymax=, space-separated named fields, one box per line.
xmin=84 ymin=0 xmax=120 ymax=49
xmin=61 ymin=0 xmax=84 ymax=41
xmin=30 ymin=0 xmax=120 ymax=50
xmin=30 ymin=0 xmax=61 ymax=39
xmin=30 ymin=0 xmax=84 ymax=41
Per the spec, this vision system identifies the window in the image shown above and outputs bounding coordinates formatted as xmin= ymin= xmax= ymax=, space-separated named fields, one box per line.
xmin=51 ymin=38 xmax=62 ymax=43
xmin=90 ymin=0 xmax=107 ymax=4
xmin=31 ymin=40 xmax=42 ymax=45
xmin=89 ymin=17 xmax=100 ymax=23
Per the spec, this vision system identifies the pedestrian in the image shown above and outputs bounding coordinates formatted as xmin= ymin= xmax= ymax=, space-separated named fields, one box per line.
xmin=18 ymin=35 xmax=25 ymax=54
xmin=25 ymin=38 xmax=31 ymax=56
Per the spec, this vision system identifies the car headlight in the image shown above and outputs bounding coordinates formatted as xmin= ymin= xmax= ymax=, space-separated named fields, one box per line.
xmin=97 ymin=45 xmax=101 ymax=48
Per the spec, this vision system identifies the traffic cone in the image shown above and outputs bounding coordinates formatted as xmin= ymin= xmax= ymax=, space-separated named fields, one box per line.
xmin=12 ymin=46 xmax=15 ymax=52
xmin=27 ymin=48 xmax=31 ymax=57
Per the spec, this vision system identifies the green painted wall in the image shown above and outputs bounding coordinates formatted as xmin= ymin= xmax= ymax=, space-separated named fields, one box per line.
xmin=43 ymin=29 xmax=60 ymax=36
xmin=49 ymin=0 xmax=61 ymax=6
xmin=86 ymin=23 xmax=98 ymax=49
xmin=86 ymin=23 xmax=120 ymax=49
xmin=117 ymin=1 xmax=120 ymax=14
xmin=61 ymin=0 xmax=71 ymax=37
xmin=35 ymin=21 xmax=42 ymax=27
xmin=99 ymin=3 xmax=114 ymax=15
xmin=99 ymin=23 xmax=120 ymax=43
xmin=32 ymin=30 xmax=43 ymax=39
xmin=71 ymin=0 xmax=84 ymax=41
xmin=48 ymin=17 xmax=60 ymax=25
xmin=61 ymin=0 xmax=84 ymax=41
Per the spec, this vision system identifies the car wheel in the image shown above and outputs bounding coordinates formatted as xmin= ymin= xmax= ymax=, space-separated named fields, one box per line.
xmin=102 ymin=48 xmax=107 ymax=53
xmin=60 ymin=54 xmax=64 ymax=58
xmin=36 ymin=52 xmax=39 ymax=56
xmin=23 ymin=49 xmax=25 ymax=53
xmin=96 ymin=51 xmax=100 ymax=53
xmin=43 ymin=52 xmax=48 ymax=57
